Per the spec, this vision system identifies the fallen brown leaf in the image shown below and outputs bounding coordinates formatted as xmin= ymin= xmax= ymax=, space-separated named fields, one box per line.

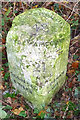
xmin=11 ymin=102 xmax=20 ymax=110
xmin=67 ymin=69 xmax=75 ymax=74
xmin=38 ymin=110 xmax=46 ymax=116
xmin=72 ymin=77 xmax=77 ymax=84
xmin=54 ymin=111 xmax=60 ymax=116
xmin=32 ymin=5 xmax=38 ymax=9
xmin=12 ymin=107 xmax=24 ymax=115
xmin=72 ymin=61 xmax=79 ymax=69
xmin=2 ymin=38 xmax=6 ymax=44
xmin=0 ymin=85 xmax=4 ymax=90
xmin=68 ymin=82 xmax=73 ymax=88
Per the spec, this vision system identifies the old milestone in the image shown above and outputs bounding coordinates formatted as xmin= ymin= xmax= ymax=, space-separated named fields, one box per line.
xmin=6 ymin=8 xmax=70 ymax=110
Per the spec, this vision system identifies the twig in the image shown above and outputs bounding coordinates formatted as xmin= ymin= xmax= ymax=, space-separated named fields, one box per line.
xmin=42 ymin=2 xmax=79 ymax=15
xmin=0 ymin=100 xmax=9 ymax=106
xmin=68 ymin=74 xmax=76 ymax=82
xmin=70 ymin=34 xmax=80 ymax=42
xmin=73 ymin=48 xmax=80 ymax=55
xmin=13 ymin=2 xmax=16 ymax=17
xmin=70 ymin=41 xmax=78 ymax=48
xmin=62 ymin=104 xmax=69 ymax=119
xmin=66 ymin=1 xmax=79 ymax=21
xmin=42 ymin=2 xmax=53 ymax=7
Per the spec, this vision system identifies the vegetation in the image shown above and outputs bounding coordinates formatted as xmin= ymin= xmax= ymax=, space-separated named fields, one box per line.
xmin=1 ymin=2 xmax=80 ymax=119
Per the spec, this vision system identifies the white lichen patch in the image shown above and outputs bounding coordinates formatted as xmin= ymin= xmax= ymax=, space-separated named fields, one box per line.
xmin=6 ymin=8 xmax=70 ymax=110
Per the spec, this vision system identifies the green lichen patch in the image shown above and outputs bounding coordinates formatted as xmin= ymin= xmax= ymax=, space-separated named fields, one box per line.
xmin=6 ymin=8 xmax=70 ymax=110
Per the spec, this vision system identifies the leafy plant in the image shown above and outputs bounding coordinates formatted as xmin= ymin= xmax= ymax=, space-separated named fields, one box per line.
xmin=4 ymin=92 xmax=16 ymax=98
xmin=70 ymin=19 xmax=79 ymax=29
xmin=3 ymin=105 xmax=12 ymax=110
xmin=34 ymin=108 xmax=39 ymax=114
xmin=75 ymin=70 xmax=80 ymax=75
xmin=3 ymin=62 xmax=9 ymax=67
xmin=0 ymin=108 xmax=7 ymax=119
xmin=77 ymin=74 xmax=80 ymax=81
xmin=4 ymin=72 xmax=10 ymax=81
xmin=5 ymin=8 xmax=11 ymax=17
xmin=73 ymin=55 xmax=79 ymax=60
xmin=54 ymin=3 xmax=59 ymax=11
xmin=62 ymin=101 xmax=76 ymax=112
xmin=5 ymin=82 xmax=10 ymax=89
xmin=19 ymin=111 xmax=27 ymax=118
xmin=1 ymin=67 xmax=4 ymax=71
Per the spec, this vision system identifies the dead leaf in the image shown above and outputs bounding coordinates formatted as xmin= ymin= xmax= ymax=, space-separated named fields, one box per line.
xmin=51 ymin=6 xmax=54 ymax=11
xmin=12 ymin=108 xmax=20 ymax=115
xmin=74 ymin=13 xmax=79 ymax=17
xmin=6 ymin=97 xmax=12 ymax=104
xmin=2 ymin=38 xmax=6 ymax=44
xmin=62 ymin=92 xmax=66 ymax=97
xmin=0 ymin=71 xmax=4 ymax=76
xmin=38 ymin=110 xmax=46 ymax=116
xmin=72 ymin=61 xmax=79 ymax=69
xmin=4 ymin=8 xmax=8 ymax=11
xmin=12 ymin=107 xmax=24 ymax=115
xmin=55 ymin=111 xmax=60 ymax=116
xmin=19 ymin=107 xmax=24 ymax=111
xmin=66 ymin=101 xmax=69 ymax=105
xmin=67 ymin=69 xmax=75 ymax=74
xmin=19 ymin=2 xmax=22 ymax=7
xmin=11 ymin=102 xmax=20 ymax=110
xmin=32 ymin=5 xmax=38 ymax=9
xmin=59 ymin=5 xmax=62 ymax=9
xmin=44 ymin=106 xmax=48 ymax=110
xmin=72 ymin=78 xmax=77 ymax=84
xmin=0 ymin=85 xmax=4 ymax=90
xmin=68 ymin=82 xmax=73 ymax=88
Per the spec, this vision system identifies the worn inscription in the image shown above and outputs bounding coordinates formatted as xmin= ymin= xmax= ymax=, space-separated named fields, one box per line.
xmin=6 ymin=8 xmax=70 ymax=109
xmin=11 ymin=70 xmax=65 ymax=94
xmin=32 ymin=23 xmax=49 ymax=33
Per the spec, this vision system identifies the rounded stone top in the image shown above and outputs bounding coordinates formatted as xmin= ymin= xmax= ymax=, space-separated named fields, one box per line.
xmin=7 ymin=8 xmax=70 ymax=49
xmin=6 ymin=8 xmax=70 ymax=110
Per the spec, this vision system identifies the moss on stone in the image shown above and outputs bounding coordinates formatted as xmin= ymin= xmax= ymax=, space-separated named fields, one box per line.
xmin=6 ymin=8 xmax=70 ymax=110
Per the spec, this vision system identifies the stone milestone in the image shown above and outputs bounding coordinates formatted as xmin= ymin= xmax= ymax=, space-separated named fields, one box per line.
xmin=6 ymin=8 xmax=70 ymax=110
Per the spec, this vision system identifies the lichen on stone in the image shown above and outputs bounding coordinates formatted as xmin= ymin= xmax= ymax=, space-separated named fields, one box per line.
xmin=6 ymin=8 xmax=70 ymax=110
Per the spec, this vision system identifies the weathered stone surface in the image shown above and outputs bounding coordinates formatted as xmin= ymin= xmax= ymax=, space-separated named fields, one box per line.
xmin=6 ymin=8 xmax=70 ymax=110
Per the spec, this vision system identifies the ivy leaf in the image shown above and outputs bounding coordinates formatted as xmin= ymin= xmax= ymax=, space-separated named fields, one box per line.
xmin=46 ymin=108 xmax=50 ymax=112
xmin=4 ymin=72 xmax=10 ymax=81
xmin=73 ymin=55 xmax=79 ymax=60
xmin=5 ymin=8 xmax=11 ymax=16
xmin=77 ymin=74 xmax=80 ymax=81
xmin=2 ymin=18 xmax=4 ymax=26
xmin=4 ymin=105 xmax=12 ymax=110
xmin=0 ymin=108 xmax=7 ymax=119
xmin=34 ymin=108 xmax=39 ymax=114
xmin=54 ymin=3 xmax=59 ymax=10
xmin=3 ymin=62 xmax=8 ymax=67
xmin=4 ymin=92 xmax=16 ymax=98
xmin=75 ymin=70 xmax=80 ymax=76
xmin=71 ymin=20 xmax=79 ymax=27
xmin=19 ymin=111 xmax=27 ymax=117
xmin=79 ymin=64 xmax=80 ymax=70
xmin=41 ymin=112 xmax=46 ymax=119
xmin=1 ymin=67 xmax=4 ymax=71
xmin=74 ymin=88 xmax=79 ymax=98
